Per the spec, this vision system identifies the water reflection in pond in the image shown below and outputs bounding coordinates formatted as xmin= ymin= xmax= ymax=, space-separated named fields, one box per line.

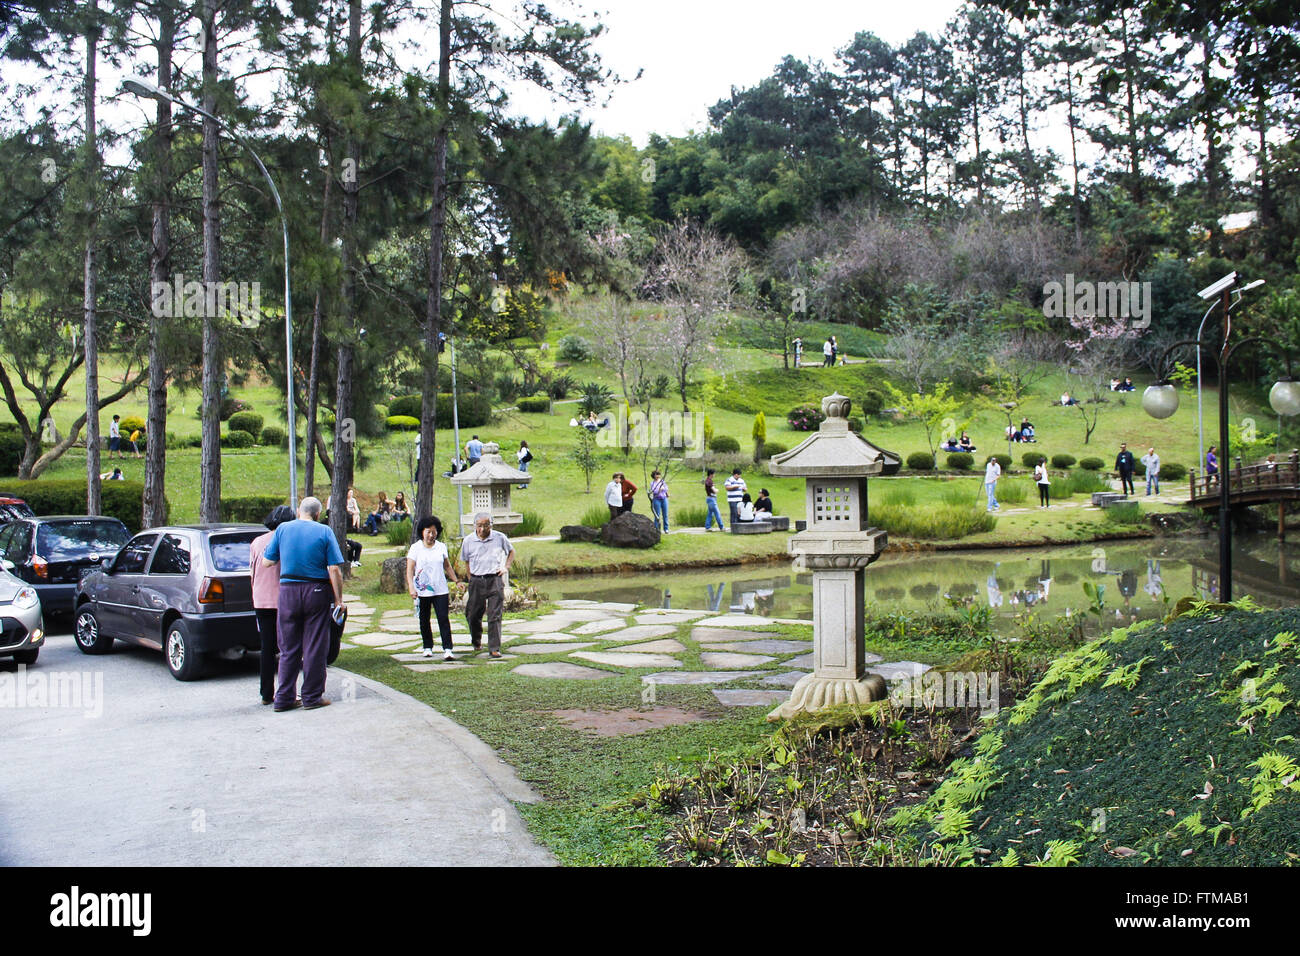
xmin=546 ymin=536 xmax=1300 ymax=632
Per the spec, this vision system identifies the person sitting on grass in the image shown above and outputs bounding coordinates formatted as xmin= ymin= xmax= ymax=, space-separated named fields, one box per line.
xmin=364 ymin=492 xmax=391 ymax=535
xmin=390 ymin=492 xmax=410 ymax=522
xmin=959 ymin=432 xmax=974 ymax=451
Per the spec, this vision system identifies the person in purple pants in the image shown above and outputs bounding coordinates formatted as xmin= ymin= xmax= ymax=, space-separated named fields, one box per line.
xmin=262 ymin=496 xmax=346 ymax=711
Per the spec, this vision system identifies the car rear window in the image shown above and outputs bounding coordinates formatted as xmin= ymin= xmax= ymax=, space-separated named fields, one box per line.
xmin=37 ymin=520 xmax=130 ymax=559
xmin=209 ymin=532 xmax=259 ymax=572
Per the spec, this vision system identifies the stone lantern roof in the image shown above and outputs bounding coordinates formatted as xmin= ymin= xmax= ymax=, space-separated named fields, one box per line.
xmin=767 ymin=393 xmax=900 ymax=477
xmin=449 ymin=442 xmax=531 ymax=485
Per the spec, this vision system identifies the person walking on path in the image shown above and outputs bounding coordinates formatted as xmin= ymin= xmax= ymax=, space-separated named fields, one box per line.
xmin=604 ymin=473 xmax=624 ymax=520
xmin=792 ymin=336 xmax=803 ymax=367
xmin=466 ymin=435 xmax=484 ymax=466
xmin=262 ymin=497 xmax=345 ymax=712
xmin=1115 ymin=442 xmax=1136 ymax=496
xmin=108 ymin=415 xmax=122 ymax=459
xmin=516 ymin=440 xmax=532 ymax=488
xmin=984 ymin=456 xmax=1001 ymax=512
xmin=407 ymin=515 xmax=459 ymax=661
xmin=724 ymin=468 xmax=747 ymax=524
xmin=822 ymin=338 xmax=833 ymax=367
xmin=830 ymin=335 xmax=839 ymax=366
xmin=1033 ymin=457 xmax=1050 ymax=508
xmin=703 ymin=468 xmax=724 ymax=531
xmin=129 ymin=426 xmax=143 ymax=458
xmin=1141 ymin=447 xmax=1161 ymax=495
xmin=461 ymin=512 xmax=514 ymax=659
xmin=250 ymin=505 xmax=296 ymax=705
xmin=649 ymin=470 xmax=670 ymax=533
xmin=619 ymin=472 xmax=638 ymax=514
xmin=1206 ymin=445 xmax=1219 ymax=484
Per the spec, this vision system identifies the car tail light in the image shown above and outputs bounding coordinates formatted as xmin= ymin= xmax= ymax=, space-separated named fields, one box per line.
xmin=198 ymin=577 xmax=225 ymax=604
xmin=32 ymin=555 xmax=48 ymax=579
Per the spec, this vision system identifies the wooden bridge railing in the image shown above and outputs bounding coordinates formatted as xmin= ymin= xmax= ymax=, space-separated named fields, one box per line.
xmin=1190 ymin=449 xmax=1300 ymax=501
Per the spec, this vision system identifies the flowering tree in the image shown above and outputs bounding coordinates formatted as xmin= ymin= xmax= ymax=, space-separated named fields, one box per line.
xmin=644 ymin=221 xmax=746 ymax=411
xmin=1064 ymin=315 xmax=1142 ymax=444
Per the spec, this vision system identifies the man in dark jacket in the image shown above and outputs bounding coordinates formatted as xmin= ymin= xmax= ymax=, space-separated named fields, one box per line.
xmin=1115 ymin=442 xmax=1136 ymax=496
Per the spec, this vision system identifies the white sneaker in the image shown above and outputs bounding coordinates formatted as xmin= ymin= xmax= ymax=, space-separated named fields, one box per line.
xmin=422 ymin=647 xmax=434 ymax=658
xmin=443 ymin=650 xmax=455 ymax=661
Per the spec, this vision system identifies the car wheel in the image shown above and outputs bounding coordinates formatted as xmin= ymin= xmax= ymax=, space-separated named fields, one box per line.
xmin=164 ymin=620 xmax=204 ymax=681
xmin=74 ymin=607 xmax=113 ymax=655
xmin=11 ymin=647 xmax=37 ymax=665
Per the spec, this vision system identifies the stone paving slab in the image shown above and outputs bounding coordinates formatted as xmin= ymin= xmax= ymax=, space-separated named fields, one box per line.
xmin=571 ymin=620 xmax=627 ymax=635
xmin=710 ymin=639 xmax=811 ymax=655
xmin=868 ymin=661 xmax=931 ymax=682
xmin=510 ymin=642 xmax=597 ymax=655
xmin=691 ymin=626 xmax=782 ymax=644
xmin=786 ymin=652 xmax=814 ymax=669
xmin=553 ymin=599 xmax=597 ymax=607
xmin=349 ymin=632 xmax=419 ymax=647
xmin=504 ymin=631 xmax=587 ymax=642
xmin=698 ymin=615 xmax=811 ymax=629
xmin=402 ymin=662 xmax=471 ymax=672
xmin=575 ymin=602 xmax=638 ymax=613
xmin=759 ymin=671 xmax=806 ymax=689
xmin=594 ymin=625 xmax=677 ymax=643
xmin=616 ymin=639 xmax=686 ymax=654
xmin=699 ymin=652 xmax=777 ymax=669
xmin=512 ymin=662 xmax=614 ymax=680
xmin=571 ymin=651 xmax=682 ymax=669
xmin=392 ymin=652 xmax=460 ymax=662
xmin=377 ymin=640 xmax=422 ymax=651
xmin=641 ymin=671 xmax=761 ymax=686
xmin=549 ymin=706 xmax=712 ymax=736
xmin=712 ymin=689 xmax=790 ymax=707
xmin=633 ymin=611 xmax=710 ymax=624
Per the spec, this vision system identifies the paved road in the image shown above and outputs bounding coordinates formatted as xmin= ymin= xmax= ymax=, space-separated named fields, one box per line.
xmin=0 ymin=631 xmax=554 ymax=866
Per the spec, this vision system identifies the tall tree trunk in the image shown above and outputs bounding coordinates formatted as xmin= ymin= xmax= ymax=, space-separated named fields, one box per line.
xmin=1066 ymin=61 xmax=1082 ymax=249
xmin=1119 ymin=12 xmax=1143 ymax=205
xmin=144 ymin=2 xmax=174 ymax=529
xmin=199 ymin=0 xmax=222 ymax=523
xmin=305 ymin=168 xmax=331 ymax=497
xmin=328 ymin=0 xmax=361 ymax=564
xmin=1201 ymin=32 xmax=1222 ymax=258
xmin=83 ymin=0 xmax=101 ymax=516
xmin=415 ymin=0 xmax=451 ymax=539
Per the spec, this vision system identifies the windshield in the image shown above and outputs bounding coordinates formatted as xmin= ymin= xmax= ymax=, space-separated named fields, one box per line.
xmin=37 ymin=520 xmax=130 ymax=560
xmin=208 ymin=532 xmax=259 ymax=572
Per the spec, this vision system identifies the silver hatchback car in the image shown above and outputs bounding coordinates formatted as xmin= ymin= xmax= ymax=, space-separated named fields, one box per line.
xmin=73 ymin=524 xmax=263 ymax=680
xmin=0 ymin=566 xmax=45 ymax=666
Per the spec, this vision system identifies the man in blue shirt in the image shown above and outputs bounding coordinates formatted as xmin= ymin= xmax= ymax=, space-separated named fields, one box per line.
xmin=466 ymin=435 xmax=484 ymax=466
xmin=262 ymin=496 xmax=346 ymax=711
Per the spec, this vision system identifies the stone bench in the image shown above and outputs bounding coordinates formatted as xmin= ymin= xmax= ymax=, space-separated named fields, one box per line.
xmin=1091 ymin=492 xmax=1129 ymax=508
xmin=730 ymin=520 xmax=774 ymax=534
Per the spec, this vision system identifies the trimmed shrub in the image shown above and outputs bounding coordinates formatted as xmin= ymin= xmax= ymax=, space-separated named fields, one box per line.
xmin=0 ymin=429 xmax=24 ymax=476
xmin=906 ymin=451 xmax=935 ymax=471
xmin=993 ymin=454 xmax=1012 ymax=471
xmin=260 ymin=425 xmax=287 ymax=447
xmin=787 ymin=404 xmax=825 ymax=431
xmin=709 ymin=435 xmax=741 ymax=454
xmin=860 ymin=389 xmax=885 ymax=415
xmin=558 ymin=334 xmax=592 ymax=362
xmin=389 ymin=394 xmax=421 ymax=418
xmin=1161 ymin=462 xmax=1188 ymax=482
xmin=220 ymin=398 xmax=250 ymax=421
xmin=373 ymin=403 xmax=388 ymax=420
xmin=221 ymin=495 xmax=286 ymax=523
xmin=228 ymin=411 xmax=264 ymax=437
xmin=222 ymin=429 xmax=255 ymax=448
xmin=517 ymin=395 xmax=551 ymax=413
xmin=386 ymin=415 xmax=420 ymax=431
xmin=1022 ymin=451 xmax=1042 ymax=468
xmin=946 ymin=452 xmax=974 ymax=471
xmin=2 ymin=479 xmax=164 ymax=533
xmin=1079 ymin=456 xmax=1105 ymax=471
xmin=848 ymin=416 xmax=864 ymax=433
xmin=119 ymin=415 xmax=146 ymax=434
xmin=761 ymin=441 xmax=789 ymax=459
xmin=1050 ymin=453 xmax=1077 ymax=469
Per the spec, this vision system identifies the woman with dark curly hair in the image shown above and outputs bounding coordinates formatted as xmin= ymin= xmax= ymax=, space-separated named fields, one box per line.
xmin=406 ymin=515 xmax=460 ymax=661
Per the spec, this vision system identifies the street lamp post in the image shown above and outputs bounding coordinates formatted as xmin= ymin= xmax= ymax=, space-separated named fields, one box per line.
xmin=122 ymin=77 xmax=298 ymax=509
xmin=1143 ymin=274 xmax=1278 ymax=602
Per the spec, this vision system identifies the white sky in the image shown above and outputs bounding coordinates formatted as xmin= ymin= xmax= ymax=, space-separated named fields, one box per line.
xmin=511 ymin=0 xmax=966 ymax=144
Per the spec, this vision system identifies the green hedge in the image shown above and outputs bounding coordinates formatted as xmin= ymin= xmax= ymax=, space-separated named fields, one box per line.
xmin=517 ymin=395 xmax=551 ymax=413
xmin=0 ymin=479 xmax=164 ymax=533
xmin=709 ymin=435 xmax=741 ymax=454
xmin=761 ymin=441 xmax=788 ymax=458
xmin=228 ymin=411 xmax=264 ymax=437
xmin=1050 ymin=453 xmax=1077 ymax=469
xmin=223 ymin=430 xmax=256 ymax=448
xmin=1161 ymin=462 xmax=1188 ymax=482
xmin=1078 ymin=456 xmax=1105 ymax=470
xmin=261 ymin=425 xmax=287 ymax=447
xmin=387 ymin=392 xmax=492 ymax=428
xmin=993 ymin=453 xmax=1012 ymax=471
xmin=906 ymin=451 xmax=935 ymax=471
xmin=946 ymin=452 xmax=974 ymax=471
xmin=1021 ymin=451 xmax=1042 ymax=468
xmin=119 ymin=415 xmax=146 ymax=434
xmin=221 ymin=495 xmax=286 ymax=524
xmin=0 ymin=427 xmax=24 ymax=476
xmin=386 ymin=415 xmax=420 ymax=431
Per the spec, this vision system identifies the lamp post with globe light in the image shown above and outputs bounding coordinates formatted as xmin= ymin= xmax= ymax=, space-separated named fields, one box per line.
xmin=121 ymin=77 xmax=299 ymax=509
xmin=1142 ymin=273 xmax=1286 ymax=601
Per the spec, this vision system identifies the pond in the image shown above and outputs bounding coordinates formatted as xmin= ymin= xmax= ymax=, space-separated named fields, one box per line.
xmin=544 ymin=535 xmax=1300 ymax=632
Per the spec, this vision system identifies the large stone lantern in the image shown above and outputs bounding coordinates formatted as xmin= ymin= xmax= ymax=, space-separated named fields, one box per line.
xmin=449 ymin=441 xmax=531 ymax=534
xmin=765 ymin=393 xmax=899 ymax=720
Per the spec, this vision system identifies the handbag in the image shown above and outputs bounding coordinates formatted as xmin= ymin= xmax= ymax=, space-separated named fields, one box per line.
xmin=327 ymin=604 xmax=347 ymax=664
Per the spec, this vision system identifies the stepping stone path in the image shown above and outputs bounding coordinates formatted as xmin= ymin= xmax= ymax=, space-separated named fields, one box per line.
xmin=376 ymin=601 xmax=932 ymax=701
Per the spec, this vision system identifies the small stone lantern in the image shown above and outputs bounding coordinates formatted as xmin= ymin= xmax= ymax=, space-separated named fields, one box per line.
xmin=450 ymin=441 xmax=531 ymax=534
xmin=765 ymin=392 xmax=899 ymax=720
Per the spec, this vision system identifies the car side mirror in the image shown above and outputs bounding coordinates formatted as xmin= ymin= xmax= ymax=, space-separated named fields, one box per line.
xmin=101 ymin=558 xmax=113 ymax=572
xmin=0 ymin=559 xmax=12 ymax=572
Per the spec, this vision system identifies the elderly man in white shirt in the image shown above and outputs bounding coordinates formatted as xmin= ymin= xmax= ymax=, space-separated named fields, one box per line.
xmin=604 ymin=472 xmax=624 ymax=521
xmin=460 ymin=512 xmax=514 ymax=659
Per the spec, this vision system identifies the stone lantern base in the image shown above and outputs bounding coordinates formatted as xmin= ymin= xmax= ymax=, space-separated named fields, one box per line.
xmin=767 ymin=673 xmax=887 ymax=721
